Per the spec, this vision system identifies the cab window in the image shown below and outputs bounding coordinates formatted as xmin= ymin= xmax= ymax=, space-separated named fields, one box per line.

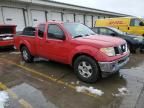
xmin=38 ymin=24 xmax=45 ymax=38
xmin=130 ymin=19 xmax=141 ymax=26
xmin=22 ymin=27 xmax=35 ymax=36
xmin=47 ymin=24 xmax=65 ymax=40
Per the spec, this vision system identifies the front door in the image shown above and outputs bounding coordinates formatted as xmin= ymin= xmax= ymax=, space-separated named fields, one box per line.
xmin=44 ymin=24 xmax=70 ymax=63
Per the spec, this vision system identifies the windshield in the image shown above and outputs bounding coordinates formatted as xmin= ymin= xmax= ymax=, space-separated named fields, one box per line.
xmin=140 ymin=18 xmax=144 ymax=23
xmin=109 ymin=27 xmax=126 ymax=35
xmin=64 ymin=23 xmax=96 ymax=38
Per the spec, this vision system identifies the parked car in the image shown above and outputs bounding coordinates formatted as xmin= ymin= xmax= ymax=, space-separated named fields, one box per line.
xmin=95 ymin=17 xmax=144 ymax=36
xmin=0 ymin=25 xmax=16 ymax=48
xmin=14 ymin=22 xmax=130 ymax=83
xmin=92 ymin=27 xmax=144 ymax=53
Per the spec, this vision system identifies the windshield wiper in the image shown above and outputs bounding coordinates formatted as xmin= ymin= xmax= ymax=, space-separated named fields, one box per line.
xmin=74 ymin=35 xmax=83 ymax=38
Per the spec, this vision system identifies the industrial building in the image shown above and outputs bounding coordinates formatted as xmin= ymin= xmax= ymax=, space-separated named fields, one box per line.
xmin=0 ymin=0 xmax=129 ymax=31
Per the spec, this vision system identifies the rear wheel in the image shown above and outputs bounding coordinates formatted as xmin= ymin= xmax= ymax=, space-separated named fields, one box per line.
xmin=21 ymin=46 xmax=34 ymax=63
xmin=74 ymin=55 xmax=101 ymax=83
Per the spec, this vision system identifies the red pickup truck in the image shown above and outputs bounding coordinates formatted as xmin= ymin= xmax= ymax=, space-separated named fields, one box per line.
xmin=0 ymin=25 xmax=16 ymax=48
xmin=14 ymin=21 xmax=130 ymax=83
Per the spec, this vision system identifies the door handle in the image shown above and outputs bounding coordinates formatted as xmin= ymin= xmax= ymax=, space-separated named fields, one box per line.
xmin=128 ymin=27 xmax=130 ymax=30
xmin=46 ymin=41 xmax=49 ymax=43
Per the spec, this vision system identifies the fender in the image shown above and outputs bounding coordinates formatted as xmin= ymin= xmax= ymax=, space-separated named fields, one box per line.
xmin=19 ymin=39 xmax=36 ymax=56
xmin=68 ymin=45 xmax=107 ymax=65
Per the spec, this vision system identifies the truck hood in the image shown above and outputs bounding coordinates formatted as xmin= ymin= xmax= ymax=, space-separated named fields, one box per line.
xmin=75 ymin=34 xmax=126 ymax=48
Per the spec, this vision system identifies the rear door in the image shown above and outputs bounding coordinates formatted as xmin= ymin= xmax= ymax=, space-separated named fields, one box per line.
xmin=36 ymin=24 xmax=46 ymax=57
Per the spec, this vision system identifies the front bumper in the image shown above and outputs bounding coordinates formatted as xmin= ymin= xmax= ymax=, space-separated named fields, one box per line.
xmin=98 ymin=54 xmax=129 ymax=73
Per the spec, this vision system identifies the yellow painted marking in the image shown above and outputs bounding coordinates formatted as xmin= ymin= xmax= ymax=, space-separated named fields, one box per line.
xmin=0 ymin=82 xmax=18 ymax=99
xmin=19 ymin=99 xmax=33 ymax=108
xmin=0 ymin=82 xmax=33 ymax=108
xmin=0 ymin=58 xmax=98 ymax=98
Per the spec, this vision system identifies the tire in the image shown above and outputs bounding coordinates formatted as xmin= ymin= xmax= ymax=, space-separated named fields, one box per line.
xmin=21 ymin=46 xmax=34 ymax=63
xmin=127 ymin=43 xmax=136 ymax=53
xmin=140 ymin=49 xmax=144 ymax=53
xmin=74 ymin=55 xmax=101 ymax=83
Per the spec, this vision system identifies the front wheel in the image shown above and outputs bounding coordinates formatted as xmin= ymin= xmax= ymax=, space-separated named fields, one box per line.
xmin=127 ymin=43 xmax=136 ymax=53
xmin=21 ymin=46 xmax=34 ymax=63
xmin=74 ymin=55 xmax=101 ymax=83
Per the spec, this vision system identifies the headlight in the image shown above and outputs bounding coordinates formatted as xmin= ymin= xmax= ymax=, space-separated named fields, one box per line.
xmin=100 ymin=47 xmax=115 ymax=56
xmin=133 ymin=37 xmax=143 ymax=42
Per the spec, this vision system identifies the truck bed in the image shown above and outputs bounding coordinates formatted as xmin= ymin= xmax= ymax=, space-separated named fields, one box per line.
xmin=14 ymin=35 xmax=36 ymax=55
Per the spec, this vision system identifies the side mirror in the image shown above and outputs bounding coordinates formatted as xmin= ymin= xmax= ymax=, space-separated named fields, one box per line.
xmin=139 ymin=22 xmax=144 ymax=26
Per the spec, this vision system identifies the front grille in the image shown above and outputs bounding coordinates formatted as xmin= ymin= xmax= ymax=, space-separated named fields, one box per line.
xmin=114 ymin=44 xmax=127 ymax=55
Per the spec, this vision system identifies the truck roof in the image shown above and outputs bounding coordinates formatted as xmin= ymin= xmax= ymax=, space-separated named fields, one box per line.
xmin=38 ymin=21 xmax=78 ymax=25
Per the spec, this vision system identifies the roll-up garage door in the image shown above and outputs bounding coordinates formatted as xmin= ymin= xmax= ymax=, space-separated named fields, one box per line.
xmin=93 ymin=16 xmax=98 ymax=27
xmin=2 ymin=7 xmax=25 ymax=31
xmin=63 ymin=14 xmax=74 ymax=22
xmin=85 ymin=15 xmax=92 ymax=27
xmin=75 ymin=14 xmax=84 ymax=24
xmin=31 ymin=10 xmax=46 ymax=27
xmin=47 ymin=12 xmax=62 ymax=21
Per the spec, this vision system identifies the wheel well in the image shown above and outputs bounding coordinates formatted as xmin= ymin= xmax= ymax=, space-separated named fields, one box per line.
xmin=72 ymin=53 xmax=97 ymax=66
xmin=142 ymin=34 xmax=144 ymax=37
xmin=20 ymin=44 xmax=26 ymax=51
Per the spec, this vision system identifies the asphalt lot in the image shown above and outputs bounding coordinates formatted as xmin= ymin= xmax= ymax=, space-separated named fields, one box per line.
xmin=0 ymin=48 xmax=144 ymax=108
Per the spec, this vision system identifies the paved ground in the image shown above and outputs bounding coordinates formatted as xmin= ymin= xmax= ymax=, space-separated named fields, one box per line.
xmin=0 ymin=48 xmax=144 ymax=108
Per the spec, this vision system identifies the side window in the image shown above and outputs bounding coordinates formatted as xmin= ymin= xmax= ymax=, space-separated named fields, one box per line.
xmin=38 ymin=24 xmax=45 ymax=38
xmin=92 ymin=28 xmax=99 ymax=34
xmin=22 ymin=27 xmax=35 ymax=36
xmin=107 ymin=29 xmax=115 ymax=36
xmin=99 ymin=28 xmax=108 ymax=35
xmin=48 ymin=24 xmax=65 ymax=40
xmin=130 ymin=19 xmax=141 ymax=26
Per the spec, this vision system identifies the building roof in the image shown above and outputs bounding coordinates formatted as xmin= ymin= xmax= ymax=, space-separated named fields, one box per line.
xmin=8 ymin=0 xmax=131 ymax=17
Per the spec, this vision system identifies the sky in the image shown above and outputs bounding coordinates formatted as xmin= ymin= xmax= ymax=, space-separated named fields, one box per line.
xmin=54 ymin=0 xmax=144 ymax=17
